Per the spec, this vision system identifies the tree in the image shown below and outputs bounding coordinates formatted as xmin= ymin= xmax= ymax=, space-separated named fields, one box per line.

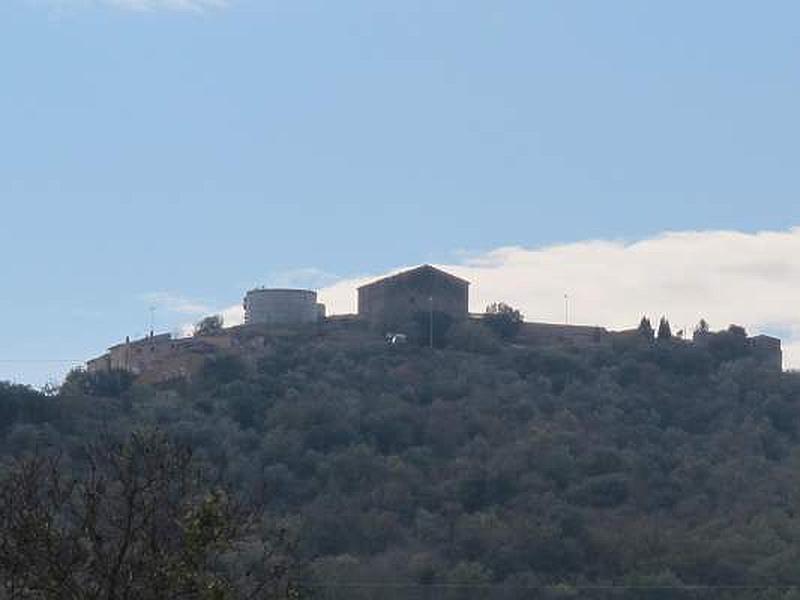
xmin=657 ymin=317 xmax=672 ymax=341
xmin=728 ymin=324 xmax=747 ymax=337
xmin=705 ymin=326 xmax=751 ymax=363
xmin=693 ymin=319 xmax=711 ymax=339
xmin=195 ymin=315 xmax=224 ymax=337
xmin=637 ymin=317 xmax=654 ymax=341
xmin=0 ymin=432 xmax=299 ymax=599
xmin=446 ymin=321 xmax=501 ymax=354
xmin=198 ymin=355 xmax=249 ymax=388
xmin=483 ymin=303 xmax=524 ymax=340
xmin=61 ymin=368 xmax=135 ymax=397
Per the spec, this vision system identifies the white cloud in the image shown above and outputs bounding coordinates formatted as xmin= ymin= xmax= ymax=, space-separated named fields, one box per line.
xmin=144 ymin=291 xmax=244 ymax=337
xmin=260 ymin=267 xmax=341 ymax=290
xmin=220 ymin=303 xmax=244 ymax=329
xmin=142 ymin=291 xmax=212 ymax=316
xmin=317 ymin=228 xmax=800 ymax=369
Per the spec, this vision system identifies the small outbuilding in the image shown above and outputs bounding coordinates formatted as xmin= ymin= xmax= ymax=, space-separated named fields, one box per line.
xmin=358 ymin=265 xmax=469 ymax=331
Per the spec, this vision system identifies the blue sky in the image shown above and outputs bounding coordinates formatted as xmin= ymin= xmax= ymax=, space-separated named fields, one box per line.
xmin=1 ymin=1 xmax=799 ymax=384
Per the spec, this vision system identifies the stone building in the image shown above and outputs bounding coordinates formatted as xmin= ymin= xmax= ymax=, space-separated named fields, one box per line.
xmin=86 ymin=328 xmax=263 ymax=383
xmin=749 ymin=334 xmax=783 ymax=371
xmin=243 ymin=288 xmax=325 ymax=326
xmin=358 ymin=265 xmax=469 ymax=331
xmin=86 ymin=332 xmax=236 ymax=379
xmin=87 ymin=333 xmax=173 ymax=374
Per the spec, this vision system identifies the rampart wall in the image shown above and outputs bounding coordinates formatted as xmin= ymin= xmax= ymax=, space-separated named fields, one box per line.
xmin=86 ymin=317 xmax=784 ymax=385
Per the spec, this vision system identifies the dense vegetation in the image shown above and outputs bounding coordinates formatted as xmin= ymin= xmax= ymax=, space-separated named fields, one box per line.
xmin=2 ymin=322 xmax=800 ymax=598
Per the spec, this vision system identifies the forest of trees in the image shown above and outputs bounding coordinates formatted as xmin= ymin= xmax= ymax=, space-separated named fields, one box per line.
xmin=1 ymin=320 xmax=800 ymax=599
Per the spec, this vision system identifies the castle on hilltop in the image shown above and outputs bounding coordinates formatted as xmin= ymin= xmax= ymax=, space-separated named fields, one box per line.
xmin=87 ymin=264 xmax=783 ymax=382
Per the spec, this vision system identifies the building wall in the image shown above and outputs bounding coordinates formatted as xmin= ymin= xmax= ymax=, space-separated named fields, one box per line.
xmin=87 ymin=330 xmax=245 ymax=382
xmin=750 ymin=335 xmax=783 ymax=371
xmin=244 ymin=289 xmax=324 ymax=326
xmin=359 ymin=269 xmax=469 ymax=331
xmin=86 ymin=319 xmax=786 ymax=385
xmin=86 ymin=355 xmax=111 ymax=373
xmin=517 ymin=322 xmax=610 ymax=347
xmin=103 ymin=334 xmax=176 ymax=375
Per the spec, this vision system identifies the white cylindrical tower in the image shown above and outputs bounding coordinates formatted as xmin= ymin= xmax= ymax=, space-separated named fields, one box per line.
xmin=243 ymin=289 xmax=324 ymax=326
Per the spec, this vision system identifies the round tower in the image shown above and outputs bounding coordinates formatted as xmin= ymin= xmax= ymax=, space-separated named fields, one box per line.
xmin=243 ymin=288 xmax=325 ymax=326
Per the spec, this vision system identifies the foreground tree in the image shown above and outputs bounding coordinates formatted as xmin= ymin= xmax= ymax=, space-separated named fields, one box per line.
xmin=0 ymin=432 xmax=299 ymax=600
xmin=483 ymin=303 xmax=524 ymax=340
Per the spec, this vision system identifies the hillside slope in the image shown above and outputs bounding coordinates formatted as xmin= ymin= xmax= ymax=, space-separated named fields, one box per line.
xmin=2 ymin=328 xmax=800 ymax=596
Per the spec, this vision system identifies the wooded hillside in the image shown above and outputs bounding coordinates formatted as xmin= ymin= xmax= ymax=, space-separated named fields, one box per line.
xmin=2 ymin=325 xmax=799 ymax=599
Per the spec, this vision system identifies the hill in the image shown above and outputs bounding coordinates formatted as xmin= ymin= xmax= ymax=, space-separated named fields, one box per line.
xmin=2 ymin=324 xmax=800 ymax=598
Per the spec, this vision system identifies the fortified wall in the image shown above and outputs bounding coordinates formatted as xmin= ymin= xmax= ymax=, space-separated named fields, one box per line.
xmin=86 ymin=264 xmax=785 ymax=382
xmin=511 ymin=321 xmax=783 ymax=371
xmin=515 ymin=322 xmax=609 ymax=347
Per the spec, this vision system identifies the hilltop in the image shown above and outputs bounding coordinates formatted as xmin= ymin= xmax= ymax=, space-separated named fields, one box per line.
xmin=85 ymin=315 xmax=783 ymax=387
xmin=84 ymin=265 xmax=783 ymax=388
xmin=2 ymin=321 xmax=800 ymax=597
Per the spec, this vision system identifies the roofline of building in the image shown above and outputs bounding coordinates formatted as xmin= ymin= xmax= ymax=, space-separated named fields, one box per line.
xmin=357 ymin=264 xmax=470 ymax=290
xmin=245 ymin=288 xmax=318 ymax=294
xmin=108 ymin=332 xmax=172 ymax=351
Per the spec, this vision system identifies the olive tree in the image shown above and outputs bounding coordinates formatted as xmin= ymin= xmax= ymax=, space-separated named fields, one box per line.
xmin=195 ymin=315 xmax=224 ymax=337
xmin=483 ymin=303 xmax=524 ymax=340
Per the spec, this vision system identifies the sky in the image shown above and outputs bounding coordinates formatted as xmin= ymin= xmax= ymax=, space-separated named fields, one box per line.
xmin=0 ymin=0 xmax=798 ymax=385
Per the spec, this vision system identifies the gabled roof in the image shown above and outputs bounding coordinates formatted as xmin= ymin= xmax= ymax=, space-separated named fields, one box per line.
xmin=358 ymin=264 xmax=470 ymax=290
xmin=108 ymin=333 xmax=172 ymax=351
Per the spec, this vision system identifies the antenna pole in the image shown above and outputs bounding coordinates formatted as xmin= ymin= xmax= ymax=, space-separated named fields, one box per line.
xmin=429 ymin=296 xmax=434 ymax=349
xmin=564 ymin=294 xmax=569 ymax=325
xmin=149 ymin=306 xmax=155 ymax=337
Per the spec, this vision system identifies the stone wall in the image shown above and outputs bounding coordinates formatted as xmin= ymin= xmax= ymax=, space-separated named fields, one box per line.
xmin=750 ymin=334 xmax=783 ymax=371
xmin=358 ymin=266 xmax=469 ymax=332
xmin=516 ymin=322 xmax=610 ymax=347
xmin=88 ymin=332 xmax=239 ymax=383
